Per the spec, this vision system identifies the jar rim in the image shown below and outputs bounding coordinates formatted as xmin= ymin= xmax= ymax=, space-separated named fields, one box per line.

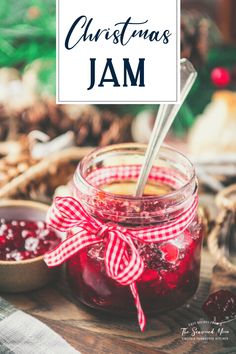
xmin=74 ymin=143 xmax=196 ymax=203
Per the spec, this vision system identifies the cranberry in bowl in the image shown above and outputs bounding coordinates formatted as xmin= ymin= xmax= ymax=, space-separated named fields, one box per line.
xmin=0 ymin=200 xmax=63 ymax=293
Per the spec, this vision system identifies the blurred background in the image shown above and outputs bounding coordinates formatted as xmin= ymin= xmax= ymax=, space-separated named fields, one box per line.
xmin=0 ymin=0 xmax=236 ymax=201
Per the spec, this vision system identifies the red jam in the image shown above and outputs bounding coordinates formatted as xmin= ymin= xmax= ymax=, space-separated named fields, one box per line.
xmin=67 ymin=181 xmax=203 ymax=315
xmin=203 ymin=290 xmax=236 ymax=323
xmin=0 ymin=219 xmax=61 ymax=261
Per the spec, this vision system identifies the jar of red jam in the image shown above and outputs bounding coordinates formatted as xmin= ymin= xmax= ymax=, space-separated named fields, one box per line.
xmin=64 ymin=144 xmax=203 ymax=320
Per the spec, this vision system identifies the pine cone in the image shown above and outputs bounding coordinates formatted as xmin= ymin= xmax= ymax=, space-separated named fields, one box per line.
xmin=181 ymin=10 xmax=221 ymax=67
xmin=15 ymin=100 xmax=133 ymax=147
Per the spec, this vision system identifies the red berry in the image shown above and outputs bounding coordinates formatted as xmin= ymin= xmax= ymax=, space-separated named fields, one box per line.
xmin=20 ymin=251 xmax=31 ymax=260
xmin=140 ymin=269 xmax=159 ymax=282
xmin=33 ymin=245 xmax=48 ymax=257
xmin=211 ymin=67 xmax=231 ymax=87
xmin=13 ymin=235 xmax=24 ymax=249
xmin=0 ymin=236 xmax=7 ymax=249
xmin=160 ymin=243 xmax=179 ymax=263
xmin=161 ymin=270 xmax=179 ymax=289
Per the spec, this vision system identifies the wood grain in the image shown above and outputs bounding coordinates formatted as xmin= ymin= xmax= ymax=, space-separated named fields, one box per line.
xmin=2 ymin=250 xmax=236 ymax=354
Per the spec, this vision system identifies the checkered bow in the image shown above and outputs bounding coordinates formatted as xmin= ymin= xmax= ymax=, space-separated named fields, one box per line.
xmin=44 ymin=165 xmax=198 ymax=331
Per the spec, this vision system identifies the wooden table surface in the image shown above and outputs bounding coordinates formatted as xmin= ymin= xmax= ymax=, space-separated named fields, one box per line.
xmin=2 ymin=249 xmax=236 ymax=354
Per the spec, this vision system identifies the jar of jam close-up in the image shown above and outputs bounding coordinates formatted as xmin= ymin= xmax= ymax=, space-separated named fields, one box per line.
xmin=66 ymin=143 xmax=204 ymax=317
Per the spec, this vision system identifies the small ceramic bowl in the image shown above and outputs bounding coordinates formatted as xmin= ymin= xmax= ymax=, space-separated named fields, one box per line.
xmin=0 ymin=200 xmax=61 ymax=293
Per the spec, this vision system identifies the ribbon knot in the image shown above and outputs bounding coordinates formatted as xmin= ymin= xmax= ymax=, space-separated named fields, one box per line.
xmin=96 ymin=223 xmax=120 ymax=239
xmin=97 ymin=224 xmax=110 ymax=239
xmin=44 ymin=194 xmax=198 ymax=332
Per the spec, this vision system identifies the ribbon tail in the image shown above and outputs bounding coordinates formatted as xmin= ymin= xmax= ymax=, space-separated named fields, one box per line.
xmin=129 ymin=283 xmax=146 ymax=332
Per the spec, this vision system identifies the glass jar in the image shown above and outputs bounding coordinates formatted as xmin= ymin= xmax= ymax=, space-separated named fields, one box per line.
xmin=67 ymin=144 xmax=203 ymax=316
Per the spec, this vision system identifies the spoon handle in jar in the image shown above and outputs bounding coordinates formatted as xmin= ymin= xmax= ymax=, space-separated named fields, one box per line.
xmin=135 ymin=59 xmax=197 ymax=197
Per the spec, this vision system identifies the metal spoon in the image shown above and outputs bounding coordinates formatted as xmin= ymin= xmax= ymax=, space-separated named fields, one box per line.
xmin=135 ymin=58 xmax=197 ymax=197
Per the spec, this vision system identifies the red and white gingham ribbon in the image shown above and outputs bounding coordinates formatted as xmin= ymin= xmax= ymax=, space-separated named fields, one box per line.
xmin=44 ymin=165 xmax=198 ymax=331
